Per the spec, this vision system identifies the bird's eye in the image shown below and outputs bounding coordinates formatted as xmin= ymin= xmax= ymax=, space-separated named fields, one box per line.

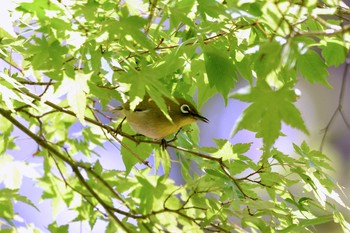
xmin=180 ymin=104 xmax=191 ymax=114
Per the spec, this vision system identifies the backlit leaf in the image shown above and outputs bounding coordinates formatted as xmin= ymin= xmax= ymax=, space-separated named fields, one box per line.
xmin=65 ymin=72 xmax=92 ymax=125
xmin=203 ymin=44 xmax=237 ymax=104
xmin=232 ymin=82 xmax=308 ymax=148
xmin=297 ymin=50 xmax=330 ymax=87
xmin=321 ymin=39 xmax=347 ymax=67
xmin=121 ymin=139 xmax=153 ymax=175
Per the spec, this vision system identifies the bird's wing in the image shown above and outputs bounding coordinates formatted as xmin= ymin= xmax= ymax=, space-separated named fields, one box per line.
xmin=123 ymin=97 xmax=154 ymax=112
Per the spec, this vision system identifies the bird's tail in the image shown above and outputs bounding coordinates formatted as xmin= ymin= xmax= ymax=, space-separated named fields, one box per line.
xmin=107 ymin=105 xmax=124 ymax=118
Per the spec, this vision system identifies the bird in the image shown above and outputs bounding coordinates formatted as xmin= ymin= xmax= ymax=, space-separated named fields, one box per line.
xmin=111 ymin=96 xmax=209 ymax=142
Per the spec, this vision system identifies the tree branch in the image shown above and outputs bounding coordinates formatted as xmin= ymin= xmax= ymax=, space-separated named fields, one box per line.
xmin=320 ymin=61 xmax=350 ymax=151
xmin=0 ymin=57 xmax=24 ymax=75
xmin=19 ymin=81 xmax=56 ymax=85
xmin=295 ymin=23 xmax=350 ymax=37
xmin=0 ymin=107 xmax=131 ymax=232
xmin=15 ymin=86 xmax=258 ymax=200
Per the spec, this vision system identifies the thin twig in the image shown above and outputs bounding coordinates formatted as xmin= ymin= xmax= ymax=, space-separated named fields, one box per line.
xmin=118 ymin=31 xmax=230 ymax=64
xmin=0 ymin=107 xmax=131 ymax=232
xmin=295 ymin=23 xmax=350 ymax=36
xmin=145 ymin=0 xmax=158 ymax=33
xmin=219 ymin=161 xmax=257 ymax=200
xmin=50 ymin=153 xmax=109 ymax=218
xmin=38 ymin=79 xmax=53 ymax=98
xmin=72 ymin=166 xmax=132 ymax=232
xmin=320 ymin=61 xmax=350 ymax=151
xmin=0 ymin=57 xmax=24 ymax=75
xmin=19 ymin=81 xmax=55 ymax=85
xmin=15 ymin=87 xmax=258 ymax=200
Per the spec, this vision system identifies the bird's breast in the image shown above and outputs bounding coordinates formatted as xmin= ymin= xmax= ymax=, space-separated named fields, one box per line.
xmin=124 ymin=110 xmax=181 ymax=139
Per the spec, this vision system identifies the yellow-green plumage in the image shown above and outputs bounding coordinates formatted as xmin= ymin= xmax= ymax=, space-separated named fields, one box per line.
xmin=112 ymin=97 xmax=208 ymax=139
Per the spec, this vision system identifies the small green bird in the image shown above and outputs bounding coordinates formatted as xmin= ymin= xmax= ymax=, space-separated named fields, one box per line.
xmin=112 ymin=96 xmax=208 ymax=140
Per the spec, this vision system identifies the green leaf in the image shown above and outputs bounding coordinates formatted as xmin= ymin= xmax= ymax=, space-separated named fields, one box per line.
xmin=121 ymin=139 xmax=153 ymax=174
xmin=146 ymin=86 xmax=172 ymax=122
xmin=297 ymin=50 xmax=330 ymax=87
xmin=133 ymin=173 xmax=157 ymax=214
xmin=74 ymin=202 xmax=100 ymax=227
xmin=0 ymin=188 xmax=38 ymax=225
xmin=48 ymin=222 xmax=69 ymax=233
xmin=212 ymin=139 xmax=237 ymax=161
xmin=293 ymin=142 xmax=333 ymax=171
xmin=26 ymin=37 xmax=68 ymax=72
xmin=242 ymin=214 xmax=269 ymax=231
xmin=321 ymin=39 xmax=348 ymax=67
xmin=254 ymin=40 xmax=282 ymax=78
xmin=119 ymin=72 xmax=146 ymax=111
xmin=197 ymin=0 xmax=225 ymax=19
xmin=260 ymin=171 xmax=283 ymax=186
xmin=0 ymin=73 xmax=35 ymax=111
xmin=64 ymin=71 xmax=92 ymax=125
xmin=120 ymin=16 xmax=154 ymax=50
xmin=3 ymin=0 xmax=350 ymax=231
xmin=259 ymin=107 xmax=281 ymax=148
xmin=89 ymin=83 xmax=122 ymax=108
xmin=0 ymin=190 xmax=15 ymax=225
xmin=154 ymin=147 xmax=171 ymax=177
xmin=205 ymin=168 xmax=228 ymax=180
xmin=333 ymin=212 xmax=350 ymax=232
xmin=236 ymin=54 xmax=253 ymax=84
xmin=281 ymin=215 xmax=333 ymax=232
xmin=280 ymin=102 xmax=308 ymax=134
xmin=0 ymin=114 xmax=14 ymax=154
xmin=194 ymin=61 xmax=216 ymax=108
xmin=170 ymin=0 xmax=196 ymax=27
xmin=233 ymin=143 xmax=252 ymax=154
xmin=203 ymin=44 xmax=237 ymax=104
xmin=36 ymin=171 xmax=74 ymax=218
xmin=232 ymin=82 xmax=308 ymax=148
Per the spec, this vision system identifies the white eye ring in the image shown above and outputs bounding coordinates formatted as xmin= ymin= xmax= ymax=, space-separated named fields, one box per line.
xmin=180 ymin=104 xmax=191 ymax=114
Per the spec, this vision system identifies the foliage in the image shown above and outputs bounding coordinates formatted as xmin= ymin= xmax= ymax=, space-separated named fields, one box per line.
xmin=0 ymin=0 xmax=350 ymax=232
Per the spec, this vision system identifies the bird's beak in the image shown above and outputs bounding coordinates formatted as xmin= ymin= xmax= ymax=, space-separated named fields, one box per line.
xmin=193 ymin=113 xmax=209 ymax=123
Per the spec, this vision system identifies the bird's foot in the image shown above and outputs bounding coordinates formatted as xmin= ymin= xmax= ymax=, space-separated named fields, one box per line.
xmin=160 ymin=139 xmax=168 ymax=150
xmin=160 ymin=128 xmax=182 ymax=150
xmin=115 ymin=117 xmax=126 ymax=134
